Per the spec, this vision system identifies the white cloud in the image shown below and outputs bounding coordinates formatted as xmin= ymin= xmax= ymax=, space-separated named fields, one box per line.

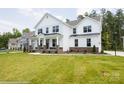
xmin=18 ymin=8 xmax=67 ymax=22
xmin=17 ymin=8 xmax=50 ymax=21
xmin=0 ymin=20 xmax=23 ymax=34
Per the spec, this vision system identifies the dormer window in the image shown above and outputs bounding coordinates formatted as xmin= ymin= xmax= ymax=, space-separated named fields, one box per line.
xmin=73 ymin=28 xmax=76 ymax=34
xmin=46 ymin=27 xmax=49 ymax=33
xmin=83 ymin=26 xmax=92 ymax=33
xmin=38 ymin=28 xmax=42 ymax=34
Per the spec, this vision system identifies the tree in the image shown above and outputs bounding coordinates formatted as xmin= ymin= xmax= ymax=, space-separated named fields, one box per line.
xmin=22 ymin=28 xmax=30 ymax=33
xmin=0 ymin=28 xmax=22 ymax=48
xmin=100 ymin=8 xmax=124 ymax=51
xmin=114 ymin=9 xmax=124 ymax=50
xmin=13 ymin=28 xmax=21 ymax=38
xmin=89 ymin=10 xmax=97 ymax=17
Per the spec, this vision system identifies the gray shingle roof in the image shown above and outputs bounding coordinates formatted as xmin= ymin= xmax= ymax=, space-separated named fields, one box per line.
xmin=90 ymin=16 xmax=101 ymax=21
xmin=66 ymin=19 xmax=82 ymax=26
xmin=66 ymin=16 xmax=101 ymax=26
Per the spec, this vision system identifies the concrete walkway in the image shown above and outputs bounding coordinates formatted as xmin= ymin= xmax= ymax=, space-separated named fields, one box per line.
xmin=104 ymin=51 xmax=124 ymax=56
xmin=29 ymin=53 xmax=109 ymax=56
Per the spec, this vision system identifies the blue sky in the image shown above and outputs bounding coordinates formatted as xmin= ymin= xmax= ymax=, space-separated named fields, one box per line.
xmin=0 ymin=8 xmax=117 ymax=34
xmin=0 ymin=8 xmax=78 ymax=34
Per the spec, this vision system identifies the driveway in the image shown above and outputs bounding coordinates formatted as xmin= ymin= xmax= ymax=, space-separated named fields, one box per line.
xmin=104 ymin=51 xmax=124 ymax=56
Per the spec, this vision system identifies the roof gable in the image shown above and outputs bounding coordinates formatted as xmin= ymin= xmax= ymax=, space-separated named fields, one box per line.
xmin=73 ymin=16 xmax=101 ymax=27
xmin=34 ymin=13 xmax=72 ymax=28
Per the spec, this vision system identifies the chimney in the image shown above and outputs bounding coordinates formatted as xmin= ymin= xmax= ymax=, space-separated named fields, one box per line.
xmin=66 ymin=19 xmax=70 ymax=22
xmin=77 ymin=15 xmax=84 ymax=20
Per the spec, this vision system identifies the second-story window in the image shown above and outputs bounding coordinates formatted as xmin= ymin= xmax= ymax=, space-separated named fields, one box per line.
xmin=53 ymin=26 xmax=59 ymax=32
xmin=73 ymin=28 xmax=76 ymax=34
xmin=83 ymin=26 xmax=92 ymax=33
xmin=38 ymin=28 xmax=42 ymax=34
xmin=53 ymin=26 xmax=55 ymax=32
xmin=88 ymin=26 xmax=91 ymax=32
xmin=56 ymin=26 xmax=59 ymax=32
xmin=46 ymin=27 xmax=49 ymax=33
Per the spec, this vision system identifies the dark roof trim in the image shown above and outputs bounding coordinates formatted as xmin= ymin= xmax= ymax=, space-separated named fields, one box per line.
xmin=70 ymin=33 xmax=100 ymax=37
xmin=44 ymin=33 xmax=62 ymax=36
xmin=38 ymin=33 xmax=62 ymax=36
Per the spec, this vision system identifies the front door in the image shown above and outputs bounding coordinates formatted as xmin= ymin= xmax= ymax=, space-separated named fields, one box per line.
xmin=46 ymin=39 xmax=49 ymax=49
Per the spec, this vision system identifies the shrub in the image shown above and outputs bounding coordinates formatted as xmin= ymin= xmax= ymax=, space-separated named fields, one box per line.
xmin=84 ymin=50 xmax=87 ymax=54
xmin=92 ymin=45 xmax=96 ymax=53
xmin=101 ymin=50 xmax=104 ymax=54
xmin=23 ymin=47 xmax=26 ymax=53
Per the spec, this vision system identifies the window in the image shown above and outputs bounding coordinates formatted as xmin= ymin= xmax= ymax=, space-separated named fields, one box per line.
xmin=46 ymin=27 xmax=49 ymax=33
xmin=38 ymin=28 xmax=42 ymax=34
xmin=53 ymin=26 xmax=59 ymax=32
xmin=88 ymin=26 xmax=91 ymax=32
xmin=73 ymin=28 xmax=76 ymax=34
xmin=83 ymin=26 xmax=92 ymax=33
xmin=83 ymin=27 xmax=87 ymax=33
xmin=87 ymin=38 xmax=91 ymax=47
xmin=53 ymin=26 xmax=55 ymax=32
xmin=56 ymin=26 xmax=59 ymax=32
xmin=75 ymin=39 xmax=78 ymax=47
xmin=52 ymin=39 xmax=57 ymax=47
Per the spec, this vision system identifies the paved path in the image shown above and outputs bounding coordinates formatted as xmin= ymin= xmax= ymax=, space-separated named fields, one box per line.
xmin=29 ymin=53 xmax=109 ymax=56
xmin=104 ymin=51 xmax=124 ymax=56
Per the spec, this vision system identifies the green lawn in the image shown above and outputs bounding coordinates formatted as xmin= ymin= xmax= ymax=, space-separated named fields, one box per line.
xmin=0 ymin=53 xmax=124 ymax=84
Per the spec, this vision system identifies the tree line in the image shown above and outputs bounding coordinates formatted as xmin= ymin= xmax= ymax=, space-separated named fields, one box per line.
xmin=0 ymin=28 xmax=30 ymax=48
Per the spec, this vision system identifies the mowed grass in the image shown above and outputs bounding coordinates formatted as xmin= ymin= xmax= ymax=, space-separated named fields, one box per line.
xmin=0 ymin=53 xmax=124 ymax=84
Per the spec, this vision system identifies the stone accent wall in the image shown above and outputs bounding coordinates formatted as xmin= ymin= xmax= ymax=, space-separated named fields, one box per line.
xmin=35 ymin=45 xmax=64 ymax=53
xmin=69 ymin=47 xmax=98 ymax=53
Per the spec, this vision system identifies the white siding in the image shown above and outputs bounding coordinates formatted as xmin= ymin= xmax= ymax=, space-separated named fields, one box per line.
xmin=74 ymin=18 xmax=101 ymax=34
xmin=69 ymin=18 xmax=102 ymax=52
xmin=35 ymin=14 xmax=102 ymax=52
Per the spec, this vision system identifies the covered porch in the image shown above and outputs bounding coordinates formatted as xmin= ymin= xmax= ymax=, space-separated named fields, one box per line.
xmin=37 ymin=33 xmax=63 ymax=53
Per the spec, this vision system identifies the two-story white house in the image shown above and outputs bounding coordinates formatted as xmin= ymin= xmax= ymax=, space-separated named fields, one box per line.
xmin=33 ymin=13 xmax=102 ymax=53
xmin=8 ymin=13 xmax=102 ymax=53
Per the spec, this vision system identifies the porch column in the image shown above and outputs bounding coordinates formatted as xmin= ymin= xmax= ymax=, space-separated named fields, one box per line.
xmin=56 ymin=36 xmax=59 ymax=53
xmin=43 ymin=38 xmax=46 ymax=45
xmin=38 ymin=37 xmax=40 ymax=50
xmin=29 ymin=39 xmax=31 ymax=46
xmin=43 ymin=38 xmax=46 ymax=52
xmin=56 ymin=36 xmax=59 ymax=45
xmin=38 ymin=38 xmax=40 ymax=45
xmin=29 ymin=39 xmax=32 ymax=52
